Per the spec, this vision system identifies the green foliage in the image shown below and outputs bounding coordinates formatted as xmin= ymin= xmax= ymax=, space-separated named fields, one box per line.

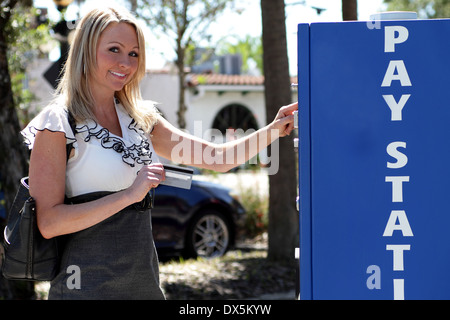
xmin=137 ymin=0 xmax=234 ymax=56
xmin=5 ymin=6 xmax=52 ymax=124
xmin=217 ymin=35 xmax=263 ymax=75
xmin=384 ymin=0 xmax=450 ymax=18
xmin=238 ymin=184 xmax=268 ymax=237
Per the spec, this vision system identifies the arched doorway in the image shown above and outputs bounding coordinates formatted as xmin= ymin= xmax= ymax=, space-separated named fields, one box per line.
xmin=212 ymin=104 xmax=259 ymax=135
xmin=211 ymin=104 xmax=260 ymax=170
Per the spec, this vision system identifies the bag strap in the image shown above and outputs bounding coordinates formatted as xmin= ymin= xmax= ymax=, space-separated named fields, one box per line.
xmin=66 ymin=111 xmax=77 ymax=161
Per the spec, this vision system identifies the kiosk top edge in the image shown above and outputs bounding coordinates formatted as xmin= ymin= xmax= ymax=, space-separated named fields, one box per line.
xmin=370 ymin=11 xmax=418 ymax=20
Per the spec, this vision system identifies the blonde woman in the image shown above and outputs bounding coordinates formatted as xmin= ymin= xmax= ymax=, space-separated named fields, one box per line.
xmin=22 ymin=6 xmax=297 ymax=299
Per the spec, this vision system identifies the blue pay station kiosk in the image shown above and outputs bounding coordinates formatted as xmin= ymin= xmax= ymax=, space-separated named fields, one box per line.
xmin=298 ymin=13 xmax=450 ymax=300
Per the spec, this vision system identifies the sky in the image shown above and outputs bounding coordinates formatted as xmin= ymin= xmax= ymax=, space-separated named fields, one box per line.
xmin=33 ymin=0 xmax=387 ymax=75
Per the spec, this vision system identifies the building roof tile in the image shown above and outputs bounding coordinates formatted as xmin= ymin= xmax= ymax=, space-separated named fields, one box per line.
xmin=147 ymin=69 xmax=297 ymax=87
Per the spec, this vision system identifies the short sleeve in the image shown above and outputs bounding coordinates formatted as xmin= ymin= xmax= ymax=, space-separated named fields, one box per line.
xmin=21 ymin=104 xmax=77 ymax=150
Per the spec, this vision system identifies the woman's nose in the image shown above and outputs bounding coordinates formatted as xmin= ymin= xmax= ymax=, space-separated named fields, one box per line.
xmin=119 ymin=55 xmax=132 ymax=69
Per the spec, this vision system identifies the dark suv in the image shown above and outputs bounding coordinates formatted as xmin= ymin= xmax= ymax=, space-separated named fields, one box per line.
xmin=152 ymin=179 xmax=246 ymax=258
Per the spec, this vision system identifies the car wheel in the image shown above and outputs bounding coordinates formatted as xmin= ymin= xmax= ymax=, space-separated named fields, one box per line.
xmin=185 ymin=210 xmax=231 ymax=259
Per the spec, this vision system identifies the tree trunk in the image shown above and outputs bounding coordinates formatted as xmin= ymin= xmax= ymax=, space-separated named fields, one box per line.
xmin=342 ymin=0 xmax=358 ymax=21
xmin=261 ymin=0 xmax=298 ymax=263
xmin=176 ymin=41 xmax=187 ymax=129
xmin=0 ymin=0 xmax=35 ymax=299
xmin=176 ymin=66 xmax=187 ymax=129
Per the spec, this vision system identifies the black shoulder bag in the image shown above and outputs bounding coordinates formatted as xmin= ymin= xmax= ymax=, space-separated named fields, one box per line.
xmin=1 ymin=112 xmax=76 ymax=281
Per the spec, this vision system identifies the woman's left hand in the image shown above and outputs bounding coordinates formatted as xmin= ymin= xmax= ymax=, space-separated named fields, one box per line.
xmin=271 ymin=102 xmax=298 ymax=137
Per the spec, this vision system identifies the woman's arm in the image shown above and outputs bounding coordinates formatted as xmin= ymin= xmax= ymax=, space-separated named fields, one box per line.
xmin=151 ymin=102 xmax=298 ymax=172
xmin=29 ymin=129 xmax=165 ymax=239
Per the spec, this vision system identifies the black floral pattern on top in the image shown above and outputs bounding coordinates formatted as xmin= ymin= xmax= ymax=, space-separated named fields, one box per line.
xmin=20 ymin=100 xmax=156 ymax=168
xmin=79 ymin=118 xmax=153 ymax=168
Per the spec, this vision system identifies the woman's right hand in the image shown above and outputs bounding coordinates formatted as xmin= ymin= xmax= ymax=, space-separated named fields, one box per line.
xmin=126 ymin=163 xmax=166 ymax=203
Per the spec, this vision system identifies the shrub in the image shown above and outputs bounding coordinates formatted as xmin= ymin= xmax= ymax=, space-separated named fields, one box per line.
xmin=238 ymin=184 xmax=268 ymax=237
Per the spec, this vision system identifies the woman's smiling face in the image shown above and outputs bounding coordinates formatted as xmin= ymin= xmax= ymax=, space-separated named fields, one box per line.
xmin=90 ymin=22 xmax=139 ymax=97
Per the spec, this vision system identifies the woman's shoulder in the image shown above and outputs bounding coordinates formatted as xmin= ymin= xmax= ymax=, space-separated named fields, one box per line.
xmin=21 ymin=101 xmax=77 ymax=149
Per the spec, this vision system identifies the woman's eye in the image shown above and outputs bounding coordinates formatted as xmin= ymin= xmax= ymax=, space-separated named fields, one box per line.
xmin=109 ymin=47 xmax=138 ymax=57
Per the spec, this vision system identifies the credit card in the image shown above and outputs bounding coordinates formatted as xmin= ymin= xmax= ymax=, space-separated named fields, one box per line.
xmin=161 ymin=164 xmax=194 ymax=189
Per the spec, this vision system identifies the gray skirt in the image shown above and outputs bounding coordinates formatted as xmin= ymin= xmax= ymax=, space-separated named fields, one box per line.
xmin=48 ymin=192 xmax=165 ymax=300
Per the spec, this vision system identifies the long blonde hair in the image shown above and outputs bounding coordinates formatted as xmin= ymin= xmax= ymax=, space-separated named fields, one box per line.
xmin=55 ymin=6 xmax=158 ymax=132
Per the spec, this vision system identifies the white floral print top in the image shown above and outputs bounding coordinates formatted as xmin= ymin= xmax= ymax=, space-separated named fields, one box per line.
xmin=21 ymin=99 xmax=159 ymax=197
